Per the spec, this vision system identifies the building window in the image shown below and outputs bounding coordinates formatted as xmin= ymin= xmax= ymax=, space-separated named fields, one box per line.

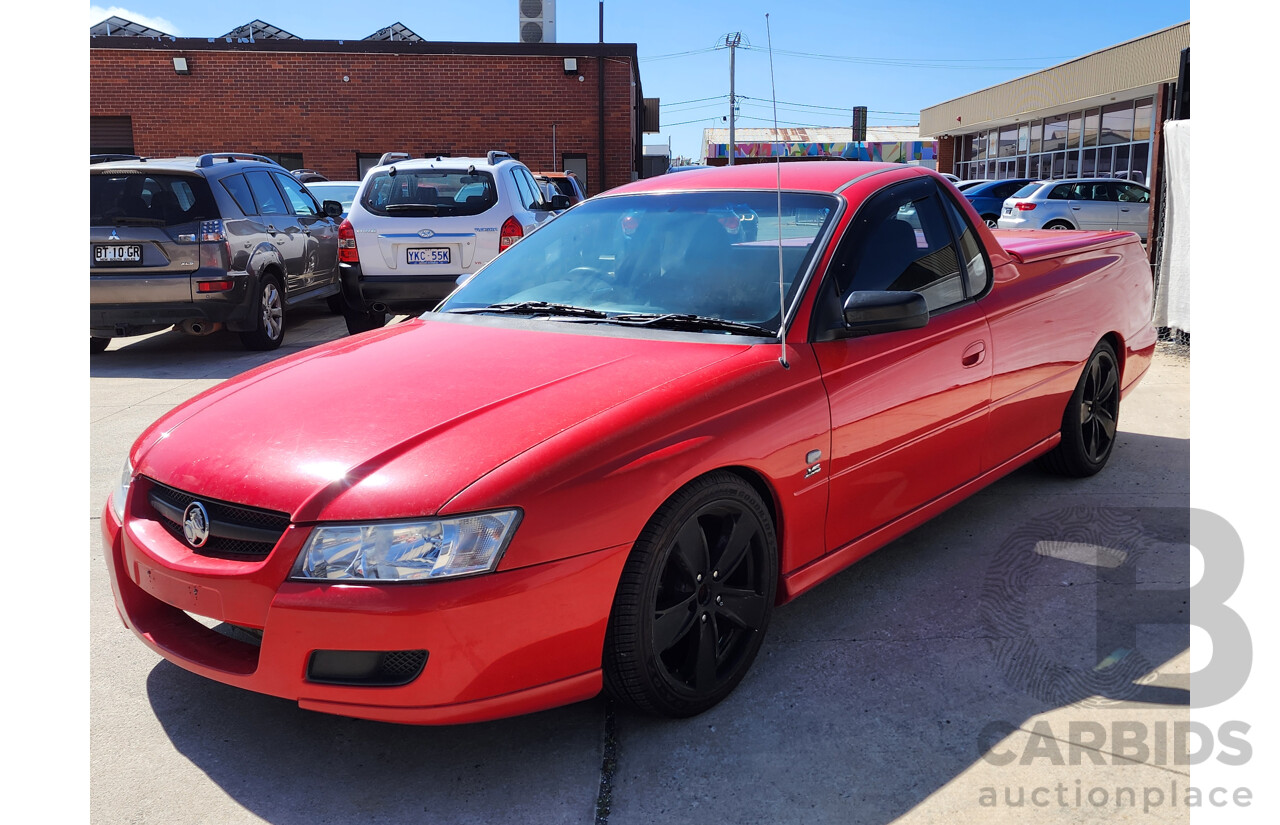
xmin=91 ymin=116 xmax=134 ymax=154
xmin=257 ymin=152 xmax=303 ymax=171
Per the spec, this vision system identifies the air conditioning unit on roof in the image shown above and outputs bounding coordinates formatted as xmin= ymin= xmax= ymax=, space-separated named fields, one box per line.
xmin=519 ymin=0 xmax=556 ymax=44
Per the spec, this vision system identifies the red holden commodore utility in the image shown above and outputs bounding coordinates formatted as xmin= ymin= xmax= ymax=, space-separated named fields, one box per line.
xmin=103 ymin=161 xmax=1155 ymax=724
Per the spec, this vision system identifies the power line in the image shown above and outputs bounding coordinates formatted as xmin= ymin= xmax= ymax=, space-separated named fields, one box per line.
xmin=737 ymin=43 xmax=1067 ymax=70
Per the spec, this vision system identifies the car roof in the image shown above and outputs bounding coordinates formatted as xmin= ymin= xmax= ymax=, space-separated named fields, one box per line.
xmin=610 ymin=161 xmax=918 ymax=195
xmin=88 ymin=153 xmax=286 ymax=176
xmin=371 ymin=152 xmax=520 ymax=174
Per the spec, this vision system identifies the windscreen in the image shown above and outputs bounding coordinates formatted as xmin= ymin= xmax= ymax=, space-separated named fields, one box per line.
xmin=90 ymin=172 xmax=219 ymax=226
xmin=438 ymin=191 xmax=839 ymax=335
xmin=360 ymin=169 xmax=498 ymax=217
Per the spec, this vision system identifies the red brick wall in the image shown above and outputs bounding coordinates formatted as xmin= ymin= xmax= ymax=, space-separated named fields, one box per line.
xmin=90 ymin=46 xmax=637 ymax=196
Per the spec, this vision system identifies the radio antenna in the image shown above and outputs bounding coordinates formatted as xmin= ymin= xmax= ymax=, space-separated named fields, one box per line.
xmin=766 ymin=13 xmax=788 ymax=369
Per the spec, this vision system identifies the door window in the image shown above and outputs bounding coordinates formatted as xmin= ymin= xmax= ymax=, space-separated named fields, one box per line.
xmin=245 ymin=170 xmax=289 ymax=216
xmin=824 ymin=178 xmax=966 ymax=315
xmin=274 ymin=172 xmax=321 ymax=216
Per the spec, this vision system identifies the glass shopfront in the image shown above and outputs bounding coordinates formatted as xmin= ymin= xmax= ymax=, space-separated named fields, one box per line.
xmin=953 ymin=96 xmax=1155 ymax=185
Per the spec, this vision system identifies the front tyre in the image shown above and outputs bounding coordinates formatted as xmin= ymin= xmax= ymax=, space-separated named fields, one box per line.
xmin=239 ymin=273 xmax=285 ymax=351
xmin=604 ymin=471 xmax=777 ymax=717
xmin=1040 ymin=339 xmax=1121 ymax=477
xmin=91 ymin=336 xmax=111 ymax=353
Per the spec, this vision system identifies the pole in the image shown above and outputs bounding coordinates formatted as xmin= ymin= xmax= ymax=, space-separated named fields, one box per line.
xmin=727 ymin=32 xmax=741 ymax=166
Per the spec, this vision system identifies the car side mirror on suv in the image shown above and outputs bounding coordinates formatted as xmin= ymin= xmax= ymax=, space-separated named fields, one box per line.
xmin=323 ymin=200 xmax=344 ymax=218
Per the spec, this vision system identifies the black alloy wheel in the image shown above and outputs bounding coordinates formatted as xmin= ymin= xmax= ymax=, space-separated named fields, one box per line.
xmin=604 ymin=472 xmax=777 ymax=717
xmin=1040 ymin=340 xmax=1121 ymax=477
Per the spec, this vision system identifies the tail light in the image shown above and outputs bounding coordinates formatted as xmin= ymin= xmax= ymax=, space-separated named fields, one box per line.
xmin=1015 ymin=202 xmax=1037 ymax=211
xmin=717 ymin=215 xmax=740 ymax=233
xmin=338 ymin=218 xmax=359 ymax=262
xmin=499 ymin=216 xmax=523 ymax=252
xmin=198 ymin=219 xmax=230 ymax=269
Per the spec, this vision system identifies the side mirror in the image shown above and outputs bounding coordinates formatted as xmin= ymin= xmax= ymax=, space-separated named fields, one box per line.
xmin=842 ymin=290 xmax=929 ymax=335
xmin=545 ymin=194 xmax=571 ymax=211
xmin=323 ymin=200 xmax=344 ymax=218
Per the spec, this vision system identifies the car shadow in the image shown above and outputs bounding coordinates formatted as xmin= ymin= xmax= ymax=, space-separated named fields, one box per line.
xmin=88 ymin=306 xmax=381 ymax=381
xmin=138 ymin=433 xmax=1189 ymax=825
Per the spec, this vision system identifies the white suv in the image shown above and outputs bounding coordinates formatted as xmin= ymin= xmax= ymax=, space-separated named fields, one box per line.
xmin=337 ymin=151 xmax=569 ymax=333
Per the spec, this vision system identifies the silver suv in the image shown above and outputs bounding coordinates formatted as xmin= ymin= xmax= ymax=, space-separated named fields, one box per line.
xmin=90 ymin=153 xmax=346 ymax=351
xmin=337 ymin=151 xmax=569 ymax=333
xmin=997 ymin=178 xmax=1151 ymax=241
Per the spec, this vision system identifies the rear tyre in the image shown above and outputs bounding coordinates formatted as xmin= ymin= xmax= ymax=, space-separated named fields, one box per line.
xmin=603 ymin=471 xmax=777 ymax=718
xmin=90 ymin=336 xmax=111 ymax=353
xmin=1044 ymin=220 xmax=1074 ymax=230
xmin=1040 ymin=340 xmax=1121 ymax=477
xmin=343 ymin=308 xmax=389 ymax=335
xmin=238 ymin=273 xmax=285 ymax=351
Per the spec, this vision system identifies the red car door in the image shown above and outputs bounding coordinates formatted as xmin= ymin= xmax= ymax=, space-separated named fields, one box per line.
xmin=810 ymin=177 xmax=994 ymax=556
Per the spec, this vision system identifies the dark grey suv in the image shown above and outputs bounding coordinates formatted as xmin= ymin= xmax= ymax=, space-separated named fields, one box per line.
xmin=90 ymin=153 xmax=345 ymax=351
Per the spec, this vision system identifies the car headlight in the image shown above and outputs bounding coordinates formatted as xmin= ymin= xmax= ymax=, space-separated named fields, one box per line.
xmin=291 ymin=510 xmax=521 ymax=582
xmin=110 ymin=457 xmax=133 ymax=523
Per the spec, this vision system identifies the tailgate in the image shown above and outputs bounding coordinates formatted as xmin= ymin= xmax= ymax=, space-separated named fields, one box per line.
xmin=90 ymin=225 xmax=197 ymax=304
xmin=369 ymin=229 xmax=478 ymax=275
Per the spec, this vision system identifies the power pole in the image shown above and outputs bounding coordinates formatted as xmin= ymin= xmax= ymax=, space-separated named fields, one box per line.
xmin=726 ymin=32 xmax=741 ymax=166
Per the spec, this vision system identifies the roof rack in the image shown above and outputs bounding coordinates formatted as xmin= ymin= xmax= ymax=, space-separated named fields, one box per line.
xmin=486 ymin=151 xmax=514 ymax=165
xmin=378 ymin=152 xmax=412 ymax=166
xmin=196 ymin=153 xmax=283 ymax=169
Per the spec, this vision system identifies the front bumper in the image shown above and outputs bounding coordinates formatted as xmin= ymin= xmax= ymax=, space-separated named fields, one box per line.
xmin=101 ymin=492 xmax=630 ymax=725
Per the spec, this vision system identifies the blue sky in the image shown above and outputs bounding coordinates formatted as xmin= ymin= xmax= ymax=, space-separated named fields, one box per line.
xmin=88 ymin=1 xmax=1190 ymax=160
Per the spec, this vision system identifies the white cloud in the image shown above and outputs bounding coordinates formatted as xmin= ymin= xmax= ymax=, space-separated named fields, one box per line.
xmin=88 ymin=5 xmax=181 ymax=36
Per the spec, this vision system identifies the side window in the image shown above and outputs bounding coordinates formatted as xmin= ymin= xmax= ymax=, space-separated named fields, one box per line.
xmin=1048 ymin=184 xmax=1073 ymax=200
xmin=992 ymin=181 xmax=1022 ymax=200
xmin=940 ymin=191 xmax=991 ymax=297
xmin=826 ymin=178 xmax=966 ymax=314
xmin=244 ymin=170 xmax=288 ymax=216
xmin=511 ymin=168 xmax=542 ymax=210
xmin=274 ymin=173 xmax=321 ymax=216
xmin=220 ymin=174 xmax=256 ymax=215
xmin=1080 ymin=182 xmax=1113 ymax=201
xmin=1114 ymin=183 xmax=1149 ymax=203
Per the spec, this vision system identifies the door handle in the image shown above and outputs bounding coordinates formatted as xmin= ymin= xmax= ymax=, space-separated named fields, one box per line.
xmin=962 ymin=341 xmax=986 ymax=368
xmin=1120 ymin=207 xmax=1131 ymax=212
xmin=1071 ymin=206 xmax=1082 ymax=210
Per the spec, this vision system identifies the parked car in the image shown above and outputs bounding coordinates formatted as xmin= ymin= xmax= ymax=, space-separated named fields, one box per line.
xmin=667 ymin=164 xmax=711 ymax=173
xmin=102 ymin=162 xmax=1155 ymax=724
xmin=997 ymin=178 xmax=1151 ymax=241
xmin=533 ymin=170 xmax=587 ymax=205
xmin=961 ymin=178 xmax=1035 ymax=227
xmin=938 ymin=172 xmax=961 ymax=183
xmin=303 ymin=180 xmax=361 ymax=219
xmin=336 ymin=150 xmax=569 ymax=334
xmin=291 ymin=168 xmax=329 ymax=183
xmin=90 ymin=152 xmax=346 ymax=351
xmin=955 ymin=179 xmax=991 ymax=191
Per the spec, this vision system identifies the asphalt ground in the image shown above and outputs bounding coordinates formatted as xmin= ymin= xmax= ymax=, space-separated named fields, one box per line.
xmin=90 ymin=307 xmax=1191 ymax=824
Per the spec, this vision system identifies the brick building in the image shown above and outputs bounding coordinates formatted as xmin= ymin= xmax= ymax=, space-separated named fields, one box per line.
xmin=89 ymin=19 xmax=652 ymax=196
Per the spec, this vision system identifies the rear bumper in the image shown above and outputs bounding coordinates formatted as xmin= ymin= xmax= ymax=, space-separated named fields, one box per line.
xmin=90 ymin=269 xmax=257 ymax=336
xmin=101 ymin=497 xmax=630 ymax=725
xmin=340 ymin=262 xmax=463 ymax=314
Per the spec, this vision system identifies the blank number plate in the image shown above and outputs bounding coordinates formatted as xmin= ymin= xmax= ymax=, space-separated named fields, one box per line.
xmin=407 ymin=247 xmax=450 ymax=265
xmin=95 ymin=244 xmax=142 ymax=263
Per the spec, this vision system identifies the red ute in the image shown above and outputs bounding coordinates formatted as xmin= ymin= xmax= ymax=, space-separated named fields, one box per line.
xmin=103 ymin=162 xmax=1156 ymax=724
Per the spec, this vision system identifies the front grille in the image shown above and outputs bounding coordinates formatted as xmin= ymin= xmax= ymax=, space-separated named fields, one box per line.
xmin=146 ymin=479 xmax=290 ymax=560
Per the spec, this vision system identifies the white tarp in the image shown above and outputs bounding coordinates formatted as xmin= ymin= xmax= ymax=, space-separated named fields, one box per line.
xmin=1155 ymin=120 xmax=1190 ymax=333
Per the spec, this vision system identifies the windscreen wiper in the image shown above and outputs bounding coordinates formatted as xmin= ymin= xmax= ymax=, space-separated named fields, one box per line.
xmin=447 ymin=301 xmax=609 ymax=319
xmin=605 ymin=313 xmax=775 ymax=336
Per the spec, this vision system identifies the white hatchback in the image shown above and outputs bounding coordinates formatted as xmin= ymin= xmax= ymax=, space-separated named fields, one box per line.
xmin=337 ymin=151 xmax=568 ymax=333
